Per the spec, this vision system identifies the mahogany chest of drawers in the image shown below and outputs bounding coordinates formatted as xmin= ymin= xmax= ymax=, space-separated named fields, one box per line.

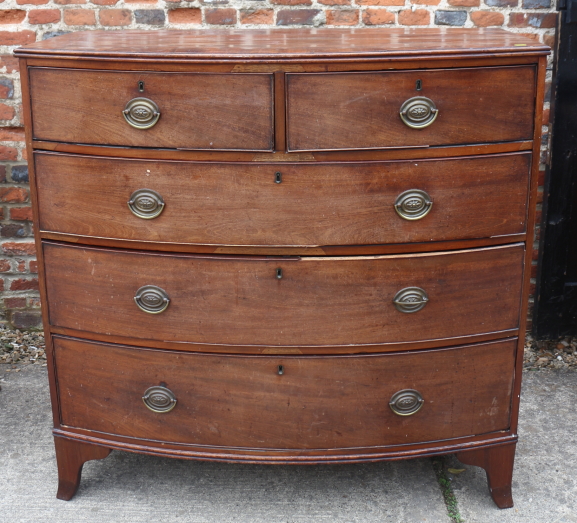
xmin=15 ymin=29 xmax=549 ymax=508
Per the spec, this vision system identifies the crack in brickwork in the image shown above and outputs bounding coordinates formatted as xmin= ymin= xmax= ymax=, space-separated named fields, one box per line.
xmin=0 ymin=0 xmax=557 ymax=329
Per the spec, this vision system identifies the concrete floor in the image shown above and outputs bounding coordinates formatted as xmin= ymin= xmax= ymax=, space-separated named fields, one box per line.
xmin=1 ymin=365 xmax=576 ymax=523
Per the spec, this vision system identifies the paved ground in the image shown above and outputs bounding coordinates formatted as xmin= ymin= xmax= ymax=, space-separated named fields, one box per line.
xmin=0 ymin=366 xmax=575 ymax=523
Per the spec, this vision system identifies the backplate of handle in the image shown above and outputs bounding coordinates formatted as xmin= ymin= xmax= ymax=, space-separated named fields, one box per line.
xmin=127 ymin=189 xmax=165 ymax=219
xmin=394 ymin=189 xmax=433 ymax=221
xmin=123 ymin=97 xmax=160 ymax=129
xmin=400 ymin=96 xmax=438 ymax=129
xmin=389 ymin=389 xmax=424 ymax=416
xmin=142 ymin=385 xmax=177 ymax=413
xmin=393 ymin=287 xmax=429 ymax=313
xmin=134 ymin=285 xmax=170 ymax=314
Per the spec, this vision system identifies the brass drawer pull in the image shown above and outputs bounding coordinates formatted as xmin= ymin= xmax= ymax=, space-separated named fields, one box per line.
xmin=399 ymin=96 xmax=438 ymax=129
xmin=142 ymin=385 xmax=177 ymax=413
xmin=389 ymin=389 xmax=424 ymax=416
xmin=393 ymin=287 xmax=429 ymax=313
xmin=127 ymin=189 xmax=165 ymax=219
xmin=394 ymin=189 xmax=433 ymax=221
xmin=134 ymin=285 xmax=170 ymax=314
xmin=123 ymin=97 xmax=160 ymax=129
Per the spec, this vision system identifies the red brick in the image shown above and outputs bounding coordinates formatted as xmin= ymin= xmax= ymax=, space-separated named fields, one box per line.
xmin=543 ymin=33 xmax=555 ymax=48
xmin=17 ymin=0 xmax=49 ymax=4
xmin=0 ymin=208 xmax=3 ymax=220
xmin=10 ymin=277 xmax=39 ymax=290
xmin=0 ymin=127 xmax=25 ymax=141
xmin=11 ymin=310 xmax=42 ymax=329
xmin=0 ymin=145 xmax=17 ymax=160
xmin=29 ymin=260 xmax=38 ymax=273
xmin=64 ymin=8 xmax=96 ymax=24
xmin=542 ymin=107 xmax=550 ymax=126
xmin=448 ymin=0 xmax=479 ymax=5
xmin=28 ymin=297 xmax=41 ymax=307
xmin=271 ymin=0 xmax=312 ymax=4
xmin=356 ymin=0 xmax=403 ymax=5
xmin=362 ymin=8 xmax=395 ymax=24
xmin=205 ymin=8 xmax=237 ymax=25
xmin=168 ymin=8 xmax=202 ymax=23
xmin=16 ymin=259 xmax=26 ymax=272
xmin=0 ymin=165 xmax=5 ymax=182
xmin=0 ymin=10 xmax=27 ymax=24
xmin=28 ymin=8 xmax=61 ymax=23
xmin=2 ymin=242 xmax=36 ymax=255
xmin=398 ymin=8 xmax=429 ymax=25
xmin=471 ymin=11 xmax=504 ymax=26
xmin=239 ymin=9 xmax=274 ymax=24
xmin=21 ymin=146 xmax=27 ymax=161
xmin=508 ymin=12 xmax=557 ymax=28
xmin=125 ymin=0 xmax=156 ymax=3
xmin=0 ymin=55 xmax=19 ymax=73
xmin=10 ymin=206 xmax=33 ymax=221
xmin=411 ymin=0 xmax=440 ymax=4
xmin=277 ymin=9 xmax=320 ymax=24
xmin=319 ymin=0 xmax=351 ymax=4
xmin=55 ymin=0 xmax=87 ymax=4
xmin=326 ymin=9 xmax=358 ymax=25
xmin=0 ymin=31 xmax=36 ymax=46
xmin=0 ymin=103 xmax=14 ymax=120
xmin=92 ymin=0 xmax=118 ymax=4
xmin=0 ymin=259 xmax=10 ymax=272
xmin=0 ymin=187 xmax=27 ymax=202
xmin=4 ymin=297 xmax=26 ymax=308
xmin=0 ymin=279 xmax=4 ymax=292
xmin=99 ymin=9 xmax=131 ymax=25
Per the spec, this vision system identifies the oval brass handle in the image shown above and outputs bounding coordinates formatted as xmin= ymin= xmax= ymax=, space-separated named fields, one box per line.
xmin=134 ymin=285 xmax=170 ymax=314
xmin=399 ymin=96 xmax=438 ymax=129
xmin=123 ymin=97 xmax=160 ymax=129
xmin=393 ymin=287 xmax=429 ymax=313
xmin=127 ymin=189 xmax=165 ymax=219
xmin=389 ymin=389 xmax=424 ymax=416
xmin=394 ymin=189 xmax=433 ymax=221
xmin=142 ymin=385 xmax=177 ymax=413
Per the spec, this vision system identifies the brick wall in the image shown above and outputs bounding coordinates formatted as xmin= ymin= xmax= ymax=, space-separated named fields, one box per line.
xmin=0 ymin=0 xmax=558 ymax=331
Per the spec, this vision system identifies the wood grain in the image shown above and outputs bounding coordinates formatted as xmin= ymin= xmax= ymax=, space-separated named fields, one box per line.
xmin=54 ymin=336 xmax=516 ymax=450
xmin=287 ymin=67 xmax=536 ymax=151
xmin=29 ymin=68 xmax=274 ymax=151
xmin=43 ymin=242 xmax=524 ymax=346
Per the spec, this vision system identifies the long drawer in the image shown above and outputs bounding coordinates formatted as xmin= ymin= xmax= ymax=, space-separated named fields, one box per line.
xmin=43 ymin=242 xmax=524 ymax=347
xmin=29 ymin=68 xmax=274 ymax=151
xmin=287 ymin=67 xmax=535 ymax=151
xmin=54 ymin=336 xmax=516 ymax=449
xmin=35 ymin=152 xmax=530 ymax=247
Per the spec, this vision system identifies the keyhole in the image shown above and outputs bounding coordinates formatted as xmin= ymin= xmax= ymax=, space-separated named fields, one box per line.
xmin=138 ymin=81 xmax=145 ymax=92
xmin=276 ymin=268 xmax=283 ymax=279
xmin=278 ymin=365 xmax=284 ymax=375
xmin=416 ymin=79 xmax=422 ymax=91
xmin=275 ymin=172 xmax=282 ymax=184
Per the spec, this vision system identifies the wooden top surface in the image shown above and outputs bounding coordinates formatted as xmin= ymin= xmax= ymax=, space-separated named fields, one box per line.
xmin=14 ymin=28 xmax=549 ymax=62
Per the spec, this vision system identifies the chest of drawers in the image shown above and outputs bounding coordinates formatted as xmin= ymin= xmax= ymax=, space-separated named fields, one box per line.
xmin=15 ymin=28 xmax=548 ymax=508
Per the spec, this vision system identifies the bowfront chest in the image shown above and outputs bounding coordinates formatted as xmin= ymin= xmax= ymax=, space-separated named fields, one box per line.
xmin=15 ymin=28 xmax=549 ymax=507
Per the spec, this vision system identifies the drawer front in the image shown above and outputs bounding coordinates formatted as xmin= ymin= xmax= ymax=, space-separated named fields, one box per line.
xmin=54 ymin=336 xmax=516 ymax=449
xmin=29 ymin=68 xmax=274 ymax=151
xmin=35 ymin=152 xmax=530 ymax=247
xmin=287 ymin=67 xmax=535 ymax=151
xmin=44 ymin=243 xmax=524 ymax=346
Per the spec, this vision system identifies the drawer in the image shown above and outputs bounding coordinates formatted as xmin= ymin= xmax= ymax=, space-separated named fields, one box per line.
xmin=287 ymin=67 xmax=535 ymax=151
xmin=29 ymin=68 xmax=274 ymax=151
xmin=54 ymin=336 xmax=516 ymax=449
xmin=35 ymin=152 xmax=530 ymax=247
xmin=44 ymin=242 xmax=524 ymax=347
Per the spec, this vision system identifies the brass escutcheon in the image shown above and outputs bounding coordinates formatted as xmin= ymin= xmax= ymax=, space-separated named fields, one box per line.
xmin=394 ymin=189 xmax=433 ymax=221
xmin=142 ymin=385 xmax=177 ymax=413
xmin=393 ymin=287 xmax=429 ymax=313
xmin=399 ymin=96 xmax=438 ymax=129
xmin=134 ymin=285 xmax=170 ymax=314
xmin=127 ymin=189 xmax=165 ymax=219
xmin=389 ymin=389 xmax=424 ymax=416
xmin=123 ymin=97 xmax=160 ymax=129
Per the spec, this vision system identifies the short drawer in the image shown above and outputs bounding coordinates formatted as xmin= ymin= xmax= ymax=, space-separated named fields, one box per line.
xmin=287 ymin=67 xmax=535 ymax=151
xmin=29 ymin=68 xmax=274 ymax=151
xmin=35 ymin=152 xmax=530 ymax=247
xmin=44 ymin=242 xmax=524 ymax=347
xmin=54 ymin=336 xmax=516 ymax=449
